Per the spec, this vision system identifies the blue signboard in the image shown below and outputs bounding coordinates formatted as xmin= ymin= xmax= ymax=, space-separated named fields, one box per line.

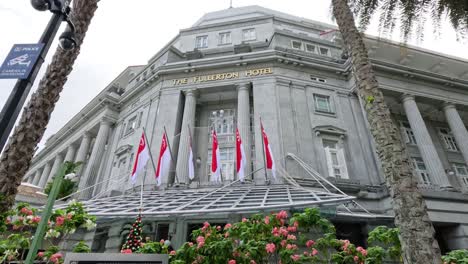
xmin=0 ymin=43 xmax=44 ymax=79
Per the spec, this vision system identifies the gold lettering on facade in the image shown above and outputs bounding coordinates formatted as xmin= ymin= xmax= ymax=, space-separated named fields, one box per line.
xmin=171 ymin=68 xmax=272 ymax=85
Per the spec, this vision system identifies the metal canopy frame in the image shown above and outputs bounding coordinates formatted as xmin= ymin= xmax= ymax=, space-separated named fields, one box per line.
xmin=74 ymin=184 xmax=354 ymax=217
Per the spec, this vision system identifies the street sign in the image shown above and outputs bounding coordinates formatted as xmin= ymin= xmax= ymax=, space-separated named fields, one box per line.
xmin=0 ymin=43 xmax=44 ymax=79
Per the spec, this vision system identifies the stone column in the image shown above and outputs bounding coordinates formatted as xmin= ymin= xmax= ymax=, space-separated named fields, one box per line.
xmin=176 ymin=90 xmax=197 ymax=184
xmin=237 ymin=83 xmax=251 ymax=178
xmin=31 ymin=169 xmax=42 ymax=185
xmin=79 ymin=119 xmax=112 ymax=199
xmin=443 ymin=103 xmax=468 ymax=166
xmin=75 ymin=132 xmax=92 ymax=178
xmin=38 ymin=162 xmax=52 ymax=188
xmin=402 ymin=95 xmax=450 ymax=187
xmin=47 ymin=154 xmax=64 ymax=184
xmin=64 ymin=144 xmax=77 ymax=162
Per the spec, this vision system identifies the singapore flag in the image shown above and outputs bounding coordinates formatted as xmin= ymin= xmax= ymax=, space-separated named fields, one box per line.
xmin=211 ymin=130 xmax=221 ymax=182
xmin=155 ymin=132 xmax=171 ymax=186
xmin=235 ymin=128 xmax=246 ymax=182
xmin=131 ymin=132 xmax=150 ymax=184
xmin=261 ymin=121 xmax=276 ymax=178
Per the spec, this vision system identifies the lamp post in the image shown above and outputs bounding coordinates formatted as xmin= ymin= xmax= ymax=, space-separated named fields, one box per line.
xmin=0 ymin=0 xmax=76 ymax=152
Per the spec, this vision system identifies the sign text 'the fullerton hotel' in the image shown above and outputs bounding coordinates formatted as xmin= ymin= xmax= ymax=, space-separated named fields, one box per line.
xmin=171 ymin=68 xmax=273 ymax=86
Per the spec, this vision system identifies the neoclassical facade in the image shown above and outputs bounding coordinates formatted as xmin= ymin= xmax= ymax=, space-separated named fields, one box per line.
xmin=21 ymin=6 xmax=468 ymax=253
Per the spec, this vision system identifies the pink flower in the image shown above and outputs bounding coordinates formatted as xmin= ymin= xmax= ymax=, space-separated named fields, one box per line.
xmin=354 ymin=256 xmax=359 ymax=262
xmin=55 ymin=216 xmax=65 ymax=226
xmin=202 ymin=222 xmax=210 ymax=232
xmin=196 ymin=236 xmax=205 ymax=248
xmin=188 ymin=242 xmax=194 ymax=247
xmin=312 ymin=248 xmax=318 ymax=256
xmin=287 ymin=226 xmax=297 ymax=232
xmin=276 ymin=210 xmax=288 ymax=220
xmin=265 ymin=243 xmax=276 ymax=253
xmin=5 ymin=218 xmax=11 ymax=224
xmin=121 ymin=249 xmax=132 ymax=254
xmin=20 ymin=207 xmax=29 ymax=215
xmin=37 ymin=252 xmax=44 ymax=258
xmin=293 ymin=221 xmax=299 ymax=227
xmin=286 ymin=244 xmax=298 ymax=250
xmin=250 ymin=260 xmax=257 ymax=264
xmin=224 ymin=223 xmax=232 ymax=229
xmin=228 ymin=260 xmax=236 ymax=264
xmin=32 ymin=216 xmax=41 ymax=223
xmin=264 ymin=215 xmax=270 ymax=224
xmin=160 ymin=239 xmax=165 ymax=243
xmin=280 ymin=240 xmax=287 ymax=247
xmin=291 ymin=254 xmax=300 ymax=261
xmin=216 ymin=225 xmax=221 ymax=231
xmin=50 ymin=253 xmax=63 ymax=263
xmin=225 ymin=232 xmax=230 ymax=238
xmin=242 ymin=218 xmax=248 ymax=222
xmin=67 ymin=213 xmax=73 ymax=220
xmin=170 ymin=250 xmax=176 ymax=255
xmin=272 ymin=227 xmax=280 ymax=236
xmin=18 ymin=216 xmax=24 ymax=222
xmin=12 ymin=225 xmax=19 ymax=230
xmin=280 ymin=227 xmax=289 ymax=237
xmin=306 ymin=240 xmax=315 ymax=248
xmin=287 ymin=234 xmax=297 ymax=240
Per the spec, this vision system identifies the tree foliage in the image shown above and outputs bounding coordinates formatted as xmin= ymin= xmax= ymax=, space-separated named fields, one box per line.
xmin=349 ymin=0 xmax=468 ymax=40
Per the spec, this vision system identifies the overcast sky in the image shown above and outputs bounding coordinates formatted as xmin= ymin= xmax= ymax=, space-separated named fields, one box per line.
xmin=0 ymin=0 xmax=467 ymax=149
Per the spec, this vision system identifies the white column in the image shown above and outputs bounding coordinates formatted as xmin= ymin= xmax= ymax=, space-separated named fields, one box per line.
xmin=74 ymin=132 xmax=92 ymax=179
xmin=237 ymin=83 xmax=251 ymax=178
xmin=402 ymin=95 xmax=450 ymax=187
xmin=46 ymin=154 xmax=64 ymax=185
xmin=79 ymin=119 xmax=112 ymax=199
xmin=176 ymin=89 xmax=197 ymax=184
xmin=31 ymin=169 xmax=42 ymax=185
xmin=64 ymin=144 xmax=77 ymax=162
xmin=38 ymin=162 xmax=52 ymax=188
xmin=443 ymin=103 xmax=468 ymax=166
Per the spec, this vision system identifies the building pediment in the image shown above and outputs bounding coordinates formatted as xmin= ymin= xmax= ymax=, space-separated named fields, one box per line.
xmin=114 ymin=144 xmax=133 ymax=155
xmin=313 ymin=125 xmax=346 ymax=137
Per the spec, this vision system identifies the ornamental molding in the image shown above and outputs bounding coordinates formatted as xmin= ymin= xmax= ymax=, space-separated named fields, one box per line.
xmin=313 ymin=125 xmax=346 ymax=138
xmin=114 ymin=144 xmax=133 ymax=156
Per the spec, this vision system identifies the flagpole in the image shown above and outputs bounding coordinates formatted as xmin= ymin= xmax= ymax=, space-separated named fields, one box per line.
xmin=141 ymin=127 xmax=158 ymax=209
xmin=187 ymin=124 xmax=197 ymax=184
xmin=260 ymin=117 xmax=268 ymax=182
xmin=164 ymin=126 xmax=180 ymax=184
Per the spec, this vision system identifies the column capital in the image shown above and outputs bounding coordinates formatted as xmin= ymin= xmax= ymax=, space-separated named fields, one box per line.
xmin=237 ymin=82 xmax=250 ymax=91
xmin=82 ymin=131 xmax=92 ymax=139
xmin=442 ymin=102 xmax=457 ymax=111
xmin=100 ymin=116 xmax=115 ymax=126
xmin=183 ymin=89 xmax=198 ymax=97
xmin=401 ymin=94 xmax=415 ymax=103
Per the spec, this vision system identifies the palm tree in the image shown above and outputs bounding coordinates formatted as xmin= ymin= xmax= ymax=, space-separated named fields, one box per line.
xmin=0 ymin=0 xmax=99 ymax=215
xmin=331 ymin=0 xmax=445 ymax=263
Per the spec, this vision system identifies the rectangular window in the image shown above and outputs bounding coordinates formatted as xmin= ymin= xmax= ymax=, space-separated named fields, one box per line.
xmin=314 ymin=94 xmax=333 ymax=113
xmin=219 ymin=32 xmax=231 ymax=45
xmin=242 ymin=28 xmax=256 ymax=41
xmin=400 ymin=121 xmax=417 ymax=145
xmin=323 ymin=139 xmax=348 ymax=179
xmin=291 ymin=40 xmax=302 ymax=50
xmin=453 ymin=163 xmax=468 ymax=187
xmin=439 ymin=128 xmax=459 ymax=151
xmin=207 ymin=147 xmax=235 ymax=181
xmin=305 ymin=43 xmax=316 ymax=53
xmin=195 ymin=35 xmax=208 ymax=49
xmin=412 ymin=157 xmax=431 ymax=184
xmin=124 ymin=116 xmax=137 ymax=136
xmin=319 ymin=47 xmax=330 ymax=56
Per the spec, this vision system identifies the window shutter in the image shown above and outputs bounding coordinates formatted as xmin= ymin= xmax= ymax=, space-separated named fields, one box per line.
xmin=324 ymin=147 xmax=334 ymax=177
xmin=337 ymin=148 xmax=349 ymax=179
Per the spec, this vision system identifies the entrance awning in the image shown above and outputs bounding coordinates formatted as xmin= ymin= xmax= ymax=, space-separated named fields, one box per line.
xmin=76 ymin=184 xmax=354 ymax=217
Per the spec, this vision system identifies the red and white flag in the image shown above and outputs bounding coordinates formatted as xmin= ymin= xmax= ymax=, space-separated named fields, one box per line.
xmin=188 ymin=132 xmax=195 ymax=180
xmin=261 ymin=122 xmax=276 ymax=178
xmin=131 ymin=132 xmax=150 ymax=184
xmin=155 ymin=132 xmax=171 ymax=186
xmin=211 ymin=130 xmax=221 ymax=182
xmin=235 ymin=128 xmax=246 ymax=182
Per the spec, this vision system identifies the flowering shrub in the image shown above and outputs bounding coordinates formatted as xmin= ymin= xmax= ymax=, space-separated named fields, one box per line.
xmin=0 ymin=200 xmax=96 ymax=263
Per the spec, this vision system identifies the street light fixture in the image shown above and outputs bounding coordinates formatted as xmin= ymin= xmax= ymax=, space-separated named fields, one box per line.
xmin=0 ymin=0 xmax=75 ymax=152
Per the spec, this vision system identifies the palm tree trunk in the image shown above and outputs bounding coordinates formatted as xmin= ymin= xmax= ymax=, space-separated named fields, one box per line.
xmin=331 ymin=0 xmax=442 ymax=263
xmin=0 ymin=0 xmax=99 ymax=214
